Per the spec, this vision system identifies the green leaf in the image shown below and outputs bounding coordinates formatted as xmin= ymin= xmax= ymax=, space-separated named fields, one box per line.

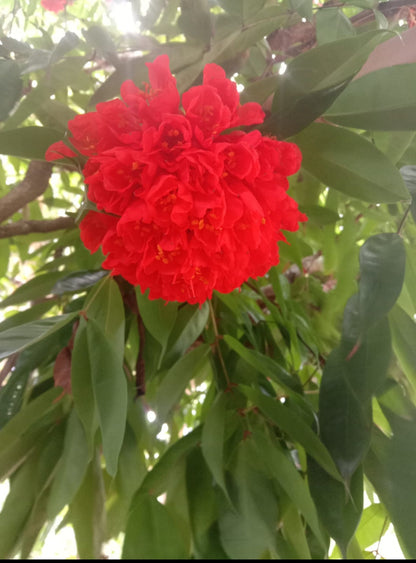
xmin=0 ymin=271 xmax=67 ymax=308
xmin=358 ymin=233 xmax=406 ymax=329
xmin=49 ymin=31 xmax=80 ymax=65
xmin=122 ymin=494 xmax=189 ymax=559
xmin=163 ymin=301 xmax=209 ymax=367
xmin=0 ymin=453 xmax=38 ymax=558
xmin=201 ymin=392 xmax=231 ymax=502
xmin=50 ymin=270 xmax=107 ymax=296
xmin=136 ymin=288 xmax=178 ymax=364
xmin=152 ymin=344 xmax=210 ymax=423
xmin=269 ymin=30 xmax=391 ymax=138
xmin=365 ymin=415 xmax=416 ymax=558
xmin=0 ymin=127 xmax=64 ymax=159
xmin=253 ymin=430 xmax=327 ymax=550
xmin=295 ymin=123 xmax=409 ymax=202
xmin=186 ymin=447 xmax=227 ymax=559
xmin=240 ymin=385 xmax=342 ymax=481
xmin=390 ymin=305 xmax=416 ymax=395
xmin=224 ymin=334 xmax=303 ymax=395
xmin=139 ymin=427 xmax=202 ymax=497
xmin=85 ymin=276 xmax=124 ymax=354
xmin=83 ymin=25 xmax=118 ymax=66
xmin=0 ymin=60 xmax=22 ymax=121
xmin=308 ymin=457 xmax=363 ymax=556
xmin=218 ymin=439 xmax=279 ymax=559
xmin=71 ymin=318 xmax=97 ymax=450
xmin=288 ymin=0 xmax=312 ymax=20
xmin=355 ymin=503 xmax=388 ymax=550
xmin=326 ymin=64 xmax=416 ymax=131
xmin=0 ymin=313 xmax=78 ymax=360
xmin=69 ymin=452 xmax=105 ymax=559
xmin=47 ymin=410 xmax=90 ymax=519
xmin=87 ymin=318 xmax=128 ymax=476
xmin=178 ymin=0 xmax=212 ymax=46
xmin=316 ymin=8 xmax=355 ymax=45
xmin=319 ymin=346 xmax=372 ymax=480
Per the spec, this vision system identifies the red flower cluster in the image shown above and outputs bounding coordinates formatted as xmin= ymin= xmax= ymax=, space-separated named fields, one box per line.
xmin=41 ymin=0 xmax=72 ymax=13
xmin=47 ymin=55 xmax=306 ymax=304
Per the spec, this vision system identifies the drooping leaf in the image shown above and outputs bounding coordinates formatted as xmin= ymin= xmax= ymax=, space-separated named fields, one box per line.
xmin=70 ymin=318 xmax=98 ymax=450
xmin=315 ymin=7 xmax=355 ymax=45
xmin=86 ymin=318 xmax=128 ymax=476
xmin=0 ymin=313 xmax=78 ymax=360
xmin=389 ymin=305 xmax=416 ymax=395
xmin=122 ymin=494 xmax=189 ymax=559
xmin=295 ymin=123 xmax=409 ymax=202
xmin=186 ymin=446 xmax=227 ymax=559
xmin=218 ymin=438 xmax=279 ymax=559
xmin=365 ymin=415 xmax=416 ymax=559
xmin=201 ymin=392 xmax=231 ymax=502
xmin=136 ymin=288 xmax=178 ymax=364
xmin=308 ymin=456 xmax=363 ymax=557
xmin=0 ymin=127 xmax=64 ymax=159
xmin=269 ymin=30 xmax=391 ymax=138
xmin=253 ymin=430 xmax=327 ymax=550
xmin=325 ymin=64 xmax=416 ymax=131
xmin=240 ymin=385 xmax=342 ymax=481
xmin=152 ymin=344 xmax=210 ymax=423
xmin=0 ymin=60 xmax=22 ymax=121
xmin=358 ymin=233 xmax=406 ymax=330
xmin=47 ymin=409 xmax=91 ymax=519
xmin=69 ymin=452 xmax=106 ymax=559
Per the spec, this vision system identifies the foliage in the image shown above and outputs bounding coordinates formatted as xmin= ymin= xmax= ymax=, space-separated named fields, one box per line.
xmin=0 ymin=0 xmax=416 ymax=558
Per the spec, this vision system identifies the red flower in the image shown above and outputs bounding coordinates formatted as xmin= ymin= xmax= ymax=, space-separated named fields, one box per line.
xmin=47 ymin=55 xmax=306 ymax=304
xmin=41 ymin=0 xmax=73 ymax=13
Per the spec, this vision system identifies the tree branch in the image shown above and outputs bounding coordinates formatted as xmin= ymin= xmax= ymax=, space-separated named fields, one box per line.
xmin=0 ymin=160 xmax=53 ymax=224
xmin=0 ymin=217 xmax=76 ymax=239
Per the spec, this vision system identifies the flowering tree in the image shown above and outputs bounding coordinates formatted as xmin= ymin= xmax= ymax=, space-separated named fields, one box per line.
xmin=0 ymin=0 xmax=416 ymax=558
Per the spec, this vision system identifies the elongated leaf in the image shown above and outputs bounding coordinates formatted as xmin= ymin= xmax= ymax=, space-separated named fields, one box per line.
xmin=270 ymin=30 xmax=391 ymax=138
xmin=295 ymin=123 xmax=409 ymax=202
xmin=153 ymin=344 xmax=210 ymax=423
xmin=0 ymin=271 xmax=67 ymax=308
xmin=163 ymin=301 xmax=209 ymax=367
xmin=0 ymin=60 xmax=22 ymax=121
xmin=316 ymin=7 xmax=355 ymax=45
xmin=390 ymin=305 xmax=416 ymax=394
xmin=136 ymin=288 xmax=178 ymax=363
xmin=224 ymin=334 xmax=302 ymax=395
xmin=326 ymin=64 xmax=416 ymax=130
xmin=47 ymin=410 xmax=90 ymax=519
xmin=240 ymin=386 xmax=341 ymax=481
xmin=71 ymin=318 xmax=97 ymax=450
xmin=358 ymin=233 xmax=406 ymax=330
xmin=0 ymin=454 xmax=38 ymax=558
xmin=49 ymin=31 xmax=80 ymax=65
xmin=50 ymin=270 xmax=107 ymax=296
xmin=139 ymin=426 xmax=202 ymax=496
xmin=308 ymin=456 xmax=363 ymax=556
xmin=219 ymin=439 xmax=279 ymax=559
xmin=0 ymin=313 xmax=78 ymax=360
xmin=253 ymin=430 xmax=326 ymax=550
xmin=186 ymin=447 xmax=227 ymax=559
xmin=0 ymin=127 xmax=64 ymax=159
xmin=365 ymin=416 xmax=416 ymax=558
xmin=122 ymin=494 xmax=189 ymax=559
xmin=201 ymin=393 xmax=230 ymax=502
xmin=69 ymin=453 xmax=105 ymax=559
xmin=85 ymin=276 xmax=124 ymax=354
xmin=319 ymin=346 xmax=372 ymax=480
xmin=87 ymin=318 xmax=128 ymax=476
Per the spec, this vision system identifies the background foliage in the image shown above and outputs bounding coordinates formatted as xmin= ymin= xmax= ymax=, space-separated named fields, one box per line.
xmin=0 ymin=0 xmax=416 ymax=558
